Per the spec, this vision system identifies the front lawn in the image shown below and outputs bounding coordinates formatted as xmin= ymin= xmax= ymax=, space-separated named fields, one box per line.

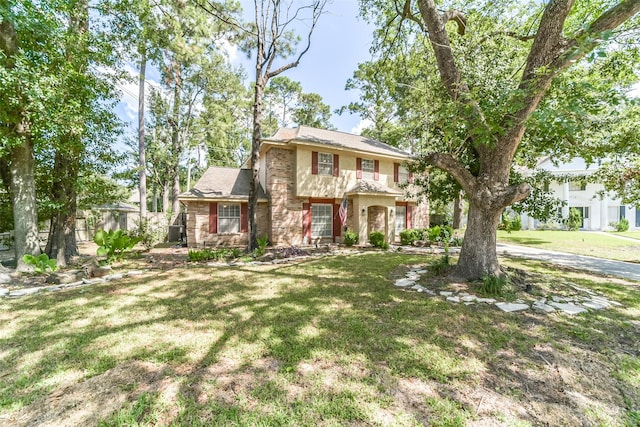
xmin=1 ymin=252 xmax=639 ymax=426
xmin=497 ymin=229 xmax=640 ymax=262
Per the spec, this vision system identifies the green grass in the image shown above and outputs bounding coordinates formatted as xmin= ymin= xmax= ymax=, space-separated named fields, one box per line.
xmin=610 ymin=231 xmax=640 ymax=240
xmin=1 ymin=253 xmax=639 ymax=426
xmin=497 ymin=229 xmax=640 ymax=262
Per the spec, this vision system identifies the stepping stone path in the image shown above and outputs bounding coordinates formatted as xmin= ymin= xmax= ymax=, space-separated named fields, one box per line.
xmin=394 ymin=265 xmax=622 ymax=316
xmin=0 ymin=270 xmax=149 ymax=299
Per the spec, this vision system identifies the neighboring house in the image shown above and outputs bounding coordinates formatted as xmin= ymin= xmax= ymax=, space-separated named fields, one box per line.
xmin=521 ymin=157 xmax=638 ymax=230
xmin=179 ymin=126 xmax=429 ymax=247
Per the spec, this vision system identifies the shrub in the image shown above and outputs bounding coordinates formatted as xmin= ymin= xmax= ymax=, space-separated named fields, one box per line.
xmin=399 ymin=228 xmax=421 ymax=245
xmin=132 ymin=218 xmax=165 ymax=250
xmin=565 ymin=208 xmax=582 ymax=231
xmin=343 ymin=229 xmax=358 ymax=247
xmin=616 ymin=217 xmax=630 ymax=232
xmin=479 ymin=275 xmax=509 ymax=296
xmin=499 ymin=213 xmax=522 ymax=233
xmin=188 ymin=248 xmax=241 ymax=262
xmin=369 ymin=231 xmax=388 ymax=249
xmin=511 ymin=215 xmax=522 ymax=231
xmin=23 ymin=253 xmax=57 ymax=273
xmin=254 ymin=235 xmax=269 ymax=257
xmin=94 ymin=229 xmax=142 ymax=262
xmin=427 ymin=226 xmax=441 ymax=244
xmin=450 ymin=236 xmax=464 ymax=247
xmin=430 ymin=254 xmax=450 ymax=275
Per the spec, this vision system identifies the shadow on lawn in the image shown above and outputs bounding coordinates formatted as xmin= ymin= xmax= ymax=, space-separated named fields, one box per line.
xmin=2 ymin=253 xmax=639 ymax=426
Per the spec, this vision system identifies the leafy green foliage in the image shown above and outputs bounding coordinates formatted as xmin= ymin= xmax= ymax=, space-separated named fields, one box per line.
xmin=565 ymin=208 xmax=583 ymax=231
xmin=479 ymin=275 xmax=509 ymax=297
xmin=254 ymin=235 xmax=269 ymax=257
xmin=399 ymin=228 xmax=422 ymax=245
xmin=343 ymin=229 xmax=358 ymax=247
xmin=368 ymin=231 xmax=388 ymax=249
xmin=22 ymin=254 xmax=57 ymax=273
xmin=132 ymin=219 xmax=165 ymax=250
xmin=93 ymin=229 xmax=142 ymax=262
xmin=615 ymin=218 xmax=630 ymax=232
xmin=188 ymin=248 xmax=243 ymax=262
xmin=430 ymin=254 xmax=451 ymax=276
xmin=499 ymin=213 xmax=522 ymax=233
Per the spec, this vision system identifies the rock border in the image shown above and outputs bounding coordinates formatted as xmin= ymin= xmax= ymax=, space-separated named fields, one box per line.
xmin=394 ymin=265 xmax=623 ymax=315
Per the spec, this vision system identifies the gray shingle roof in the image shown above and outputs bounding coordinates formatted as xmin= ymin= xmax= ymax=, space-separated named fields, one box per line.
xmin=179 ymin=167 xmax=267 ymax=201
xmin=345 ymin=180 xmax=402 ymax=196
xmin=267 ymin=126 xmax=411 ymax=158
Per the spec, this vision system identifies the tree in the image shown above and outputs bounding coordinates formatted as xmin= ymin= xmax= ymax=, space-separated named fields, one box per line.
xmin=293 ymin=92 xmax=334 ymax=129
xmin=357 ymin=0 xmax=640 ymax=280
xmin=246 ymin=0 xmax=327 ymax=250
xmin=264 ymin=76 xmax=302 ymax=132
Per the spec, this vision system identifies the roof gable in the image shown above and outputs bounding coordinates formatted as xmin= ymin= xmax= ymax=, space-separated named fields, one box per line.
xmin=179 ymin=167 xmax=267 ymax=201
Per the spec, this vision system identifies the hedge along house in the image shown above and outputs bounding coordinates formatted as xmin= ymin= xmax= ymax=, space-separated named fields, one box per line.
xmin=179 ymin=126 xmax=429 ymax=247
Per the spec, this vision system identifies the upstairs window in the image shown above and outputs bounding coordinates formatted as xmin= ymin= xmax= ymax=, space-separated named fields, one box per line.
xmin=398 ymin=165 xmax=409 ymax=183
xmin=361 ymin=159 xmax=375 ymax=180
xmin=318 ymin=152 xmax=334 ymax=176
xmin=312 ymin=151 xmax=339 ymax=176
xmin=569 ymin=181 xmax=586 ymax=191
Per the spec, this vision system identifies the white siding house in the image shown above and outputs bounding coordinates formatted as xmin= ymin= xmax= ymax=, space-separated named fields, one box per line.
xmin=521 ymin=158 xmax=638 ymax=230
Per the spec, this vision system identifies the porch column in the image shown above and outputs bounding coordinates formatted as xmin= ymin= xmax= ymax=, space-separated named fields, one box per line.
xmin=387 ymin=206 xmax=395 ymax=244
xmin=561 ymin=182 xmax=570 ymax=219
xmin=600 ymin=198 xmax=608 ymax=230
xmin=352 ymin=198 xmax=368 ymax=245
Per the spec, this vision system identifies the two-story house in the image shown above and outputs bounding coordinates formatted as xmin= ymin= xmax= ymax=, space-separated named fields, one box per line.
xmin=178 ymin=126 xmax=429 ymax=247
xmin=520 ymin=157 xmax=638 ymax=230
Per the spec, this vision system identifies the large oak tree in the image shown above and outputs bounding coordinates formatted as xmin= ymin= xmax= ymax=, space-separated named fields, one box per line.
xmin=358 ymin=0 xmax=640 ymax=280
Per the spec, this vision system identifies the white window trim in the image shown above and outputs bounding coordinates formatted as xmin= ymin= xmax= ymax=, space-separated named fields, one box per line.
xmin=311 ymin=203 xmax=333 ymax=238
xmin=361 ymin=158 xmax=375 ymax=180
xmin=318 ymin=152 xmax=333 ymax=176
xmin=218 ymin=203 xmax=241 ymax=234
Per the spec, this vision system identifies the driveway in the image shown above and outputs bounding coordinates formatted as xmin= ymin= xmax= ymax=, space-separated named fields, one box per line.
xmin=497 ymin=243 xmax=640 ymax=282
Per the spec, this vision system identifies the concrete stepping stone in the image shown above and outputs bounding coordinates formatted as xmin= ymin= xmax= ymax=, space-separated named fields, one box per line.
xmin=9 ymin=287 xmax=41 ymax=297
xmin=0 ymin=287 xmax=8 ymax=296
xmin=82 ymin=278 xmax=105 ymax=285
xmin=581 ymin=300 xmax=608 ymax=310
xmin=533 ymin=302 xmax=556 ymax=313
xmin=439 ymin=291 xmax=453 ymax=296
xmin=446 ymin=296 xmax=460 ymax=303
xmin=548 ymin=302 xmax=587 ymax=315
xmin=395 ymin=278 xmax=415 ymax=287
xmin=461 ymin=295 xmax=477 ymax=302
xmin=495 ymin=302 xmax=529 ymax=312
xmin=476 ymin=298 xmax=496 ymax=303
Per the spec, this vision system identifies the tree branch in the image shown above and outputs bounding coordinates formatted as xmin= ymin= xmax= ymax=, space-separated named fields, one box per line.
xmin=424 ymin=152 xmax=477 ymax=194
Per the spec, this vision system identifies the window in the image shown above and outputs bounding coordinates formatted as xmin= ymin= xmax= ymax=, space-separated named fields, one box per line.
xmin=395 ymin=205 xmax=406 ymax=235
xmin=361 ymin=159 xmax=375 ymax=180
xmin=608 ymin=206 xmax=624 ymax=223
xmin=218 ymin=203 xmax=240 ymax=233
xmin=311 ymin=204 xmax=332 ymax=237
xmin=398 ymin=165 xmax=409 ymax=183
xmin=569 ymin=181 xmax=586 ymax=191
xmin=318 ymin=152 xmax=333 ymax=176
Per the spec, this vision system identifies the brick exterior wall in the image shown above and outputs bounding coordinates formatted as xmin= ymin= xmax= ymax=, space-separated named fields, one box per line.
xmin=367 ymin=206 xmax=387 ymax=234
xmin=185 ymin=201 xmax=268 ymax=248
xmin=265 ymin=147 xmax=304 ymax=246
xmin=411 ymin=199 xmax=430 ymax=229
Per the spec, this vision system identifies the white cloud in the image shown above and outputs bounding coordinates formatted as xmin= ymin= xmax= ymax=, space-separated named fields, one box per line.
xmin=351 ymin=118 xmax=373 ymax=135
xmin=217 ymin=39 xmax=239 ymax=63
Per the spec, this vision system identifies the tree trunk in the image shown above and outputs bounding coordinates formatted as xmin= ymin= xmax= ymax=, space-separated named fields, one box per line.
xmin=452 ymin=191 xmax=464 ymax=229
xmin=248 ymin=76 xmax=265 ymax=252
xmin=162 ymin=182 xmax=170 ymax=214
xmin=172 ymin=170 xmax=180 ymax=222
xmin=10 ymin=136 xmax=40 ymax=271
xmin=169 ymin=61 xmax=182 ymax=222
xmin=138 ymin=52 xmax=147 ymax=221
xmin=453 ymin=201 xmax=503 ymax=281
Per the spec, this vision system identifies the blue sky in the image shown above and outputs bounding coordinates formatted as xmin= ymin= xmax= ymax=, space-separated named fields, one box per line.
xmin=115 ymin=1 xmax=375 ymax=139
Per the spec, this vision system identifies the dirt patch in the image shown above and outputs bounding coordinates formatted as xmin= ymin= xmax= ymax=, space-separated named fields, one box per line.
xmin=9 ymin=361 xmax=167 ymax=427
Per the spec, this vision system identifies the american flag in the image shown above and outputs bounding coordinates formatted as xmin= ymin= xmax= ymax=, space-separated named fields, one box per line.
xmin=338 ymin=197 xmax=348 ymax=226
